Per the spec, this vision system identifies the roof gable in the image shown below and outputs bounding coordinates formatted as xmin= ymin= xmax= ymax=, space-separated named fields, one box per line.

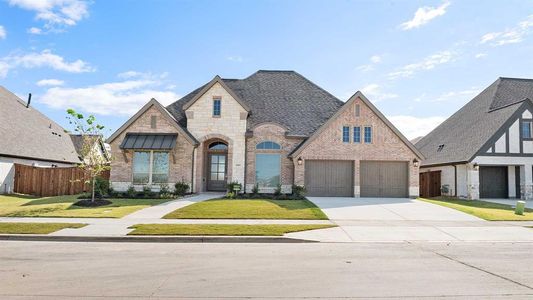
xmin=416 ymin=77 xmax=533 ymax=166
xmin=106 ymin=98 xmax=198 ymax=145
xmin=181 ymin=76 xmax=250 ymax=112
xmin=290 ymin=91 xmax=423 ymax=158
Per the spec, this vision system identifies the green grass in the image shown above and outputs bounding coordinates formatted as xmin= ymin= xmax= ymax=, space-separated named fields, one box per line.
xmin=0 ymin=222 xmax=86 ymax=234
xmin=0 ymin=194 xmax=172 ymax=218
xmin=419 ymin=197 xmax=533 ymax=221
xmin=128 ymin=224 xmax=335 ymax=236
xmin=163 ymin=198 xmax=328 ymax=220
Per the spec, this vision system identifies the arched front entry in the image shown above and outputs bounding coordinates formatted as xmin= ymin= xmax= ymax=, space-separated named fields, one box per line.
xmin=206 ymin=140 xmax=228 ymax=191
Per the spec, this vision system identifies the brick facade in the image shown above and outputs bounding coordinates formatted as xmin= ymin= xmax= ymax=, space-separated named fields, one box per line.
xmin=244 ymin=123 xmax=304 ymax=193
xmin=109 ymin=105 xmax=195 ymax=192
xmin=293 ymin=97 xmax=420 ymax=197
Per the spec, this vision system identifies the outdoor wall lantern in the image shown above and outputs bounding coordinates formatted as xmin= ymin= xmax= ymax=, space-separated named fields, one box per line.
xmin=413 ymin=158 xmax=419 ymax=167
xmin=473 ymin=163 xmax=479 ymax=171
xmin=297 ymin=157 xmax=303 ymax=165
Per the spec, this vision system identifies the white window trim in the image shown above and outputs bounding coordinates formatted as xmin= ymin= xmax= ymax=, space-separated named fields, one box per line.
xmin=132 ymin=150 xmax=169 ymax=185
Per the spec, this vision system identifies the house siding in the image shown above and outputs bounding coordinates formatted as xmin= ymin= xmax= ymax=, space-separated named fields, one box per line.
xmin=109 ymin=105 xmax=194 ymax=192
xmin=294 ymin=97 xmax=419 ymax=197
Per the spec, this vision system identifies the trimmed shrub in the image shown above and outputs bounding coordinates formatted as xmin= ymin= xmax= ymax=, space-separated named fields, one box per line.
xmin=174 ymin=181 xmax=189 ymax=196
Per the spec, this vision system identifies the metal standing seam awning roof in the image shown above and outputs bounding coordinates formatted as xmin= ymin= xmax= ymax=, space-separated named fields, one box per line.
xmin=119 ymin=133 xmax=178 ymax=150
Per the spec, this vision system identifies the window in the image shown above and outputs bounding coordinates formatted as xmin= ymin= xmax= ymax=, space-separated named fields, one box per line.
xmin=209 ymin=141 xmax=228 ymax=150
xmin=364 ymin=126 xmax=372 ymax=143
xmin=133 ymin=151 xmax=169 ymax=184
xmin=342 ymin=126 xmax=350 ymax=143
xmin=213 ymin=98 xmax=221 ymax=116
xmin=522 ymin=121 xmax=532 ymax=139
xmin=355 ymin=104 xmax=360 ymax=117
xmin=255 ymin=153 xmax=280 ymax=187
xmin=353 ymin=126 xmax=361 ymax=143
xmin=256 ymin=141 xmax=281 ymax=150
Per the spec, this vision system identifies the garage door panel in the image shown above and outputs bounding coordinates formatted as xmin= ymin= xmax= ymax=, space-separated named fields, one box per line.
xmin=480 ymin=166 xmax=508 ymax=198
xmin=305 ymin=160 xmax=353 ymax=197
xmin=360 ymin=161 xmax=408 ymax=198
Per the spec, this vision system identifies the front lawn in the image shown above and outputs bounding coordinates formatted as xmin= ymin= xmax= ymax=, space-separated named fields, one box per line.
xmin=419 ymin=197 xmax=533 ymax=221
xmin=163 ymin=198 xmax=328 ymax=220
xmin=0 ymin=222 xmax=86 ymax=234
xmin=128 ymin=224 xmax=335 ymax=236
xmin=0 ymin=194 xmax=172 ymax=218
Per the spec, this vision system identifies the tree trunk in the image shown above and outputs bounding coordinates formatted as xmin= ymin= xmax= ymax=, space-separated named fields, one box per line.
xmin=91 ymin=176 xmax=96 ymax=203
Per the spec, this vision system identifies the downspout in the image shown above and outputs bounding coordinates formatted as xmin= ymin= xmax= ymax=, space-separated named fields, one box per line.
xmin=243 ymin=136 xmax=248 ymax=193
xmin=191 ymin=146 xmax=197 ymax=193
xmin=453 ymin=165 xmax=457 ymax=197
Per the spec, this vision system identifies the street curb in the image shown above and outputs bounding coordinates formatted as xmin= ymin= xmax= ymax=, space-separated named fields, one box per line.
xmin=0 ymin=234 xmax=315 ymax=243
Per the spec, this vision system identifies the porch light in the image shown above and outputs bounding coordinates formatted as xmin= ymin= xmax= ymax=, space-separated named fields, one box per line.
xmin=413 ymin=158 xmax=419 ymax=167
xmin=297 ymin=157 xmax=303 ymax=165
xmin=473 ymin=163 xmax=479 ymax=171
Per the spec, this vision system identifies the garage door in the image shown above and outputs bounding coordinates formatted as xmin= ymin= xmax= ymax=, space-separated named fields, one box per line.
xmin=360 ymin=161 xmax=408 ymax=198
xmin=305 ymin=160 xmax=353 ymax=197
xmin=480 ymin=166 xmax=508 ymax=198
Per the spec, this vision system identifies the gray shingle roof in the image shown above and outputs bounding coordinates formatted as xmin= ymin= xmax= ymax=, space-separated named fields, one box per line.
xmin=166 ymin=70 xmax=344 ymax=136
xmin=416 ymin=78 xmax=533 ymax=166
xmin=0 ymin=86 xmax=81 ymax=164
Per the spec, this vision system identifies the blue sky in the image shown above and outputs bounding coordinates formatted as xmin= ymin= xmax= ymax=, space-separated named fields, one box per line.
xmin=1 ymin=0 xmax=532 ymax=139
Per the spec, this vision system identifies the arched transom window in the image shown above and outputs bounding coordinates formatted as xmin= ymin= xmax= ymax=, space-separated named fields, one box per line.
xmin=209 ymin=141 xmax=228 ymax=150
xmin=256 ymin=141 xmax=281 ymax=150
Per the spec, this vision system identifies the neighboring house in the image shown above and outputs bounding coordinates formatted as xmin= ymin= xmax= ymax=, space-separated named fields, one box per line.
xmin=0 ymin=86 xmax=81 ymax=194
xmin=70 ymin=134 xmax=111 ymax=164
xmin=417 ymin=77 xmax=533 ymax=200
xmin=107 ymin=70 xmax=422 ymax=197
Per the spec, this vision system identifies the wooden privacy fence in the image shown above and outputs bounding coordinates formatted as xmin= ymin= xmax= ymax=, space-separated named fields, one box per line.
xmin=13 ymin=164 xmax=110 ymax=197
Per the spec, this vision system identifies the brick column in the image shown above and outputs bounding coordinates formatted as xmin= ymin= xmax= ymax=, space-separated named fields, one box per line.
xmin=467 ymin=164 xmax=479 ymax=200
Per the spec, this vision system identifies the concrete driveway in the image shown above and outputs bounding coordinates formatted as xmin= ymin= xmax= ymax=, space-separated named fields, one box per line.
xmin=287 ymin=197 xmax=533 ymax=242
xmin=307 ymin=197 xmax=480 ymax=221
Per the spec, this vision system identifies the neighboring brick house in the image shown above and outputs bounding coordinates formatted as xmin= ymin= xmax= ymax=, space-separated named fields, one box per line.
xmin=417 ymin=77 xmax=533 ymax=201
xmin=107 ymin=70 xmax=422 ymax=197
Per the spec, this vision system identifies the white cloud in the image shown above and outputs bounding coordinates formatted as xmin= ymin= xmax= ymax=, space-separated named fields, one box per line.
xmin=39 ymin=75 xmax=180 ymax=116
xmin=474 ymin=53 xmax=487 ymax=59
xmin=8 ymin=0 xmax=89 ymax=29
xmin=388 ymin=115 xmax=446 ymax=139
xmin=370 ymin=55 xmax=381 ymax=63
xmin=0 ymin=26 xmax=6 ymax=39
xmin=36 ymin=78 xmax=64 ymax=86
xmin=0 ymin=49 xmax=94 ymax=78
xmin=400 ymin=1 xmax=450 ymax=30
xmin=356 ymin=55 xmax=382 ymax=72
xmin=432 ymin=87 xmax=480 ymax=102
xmin=226 ymin=56 xmax=244 ymax=62
xmin=481 ymin=14 xmax=533 ymax=46
xmin=388 ymin=50 xmax=457 ymax=79
xmin=361 ymin=84 xmax=398 ymax=102
xmin=28 ymin=27 xmax=43 ymax=34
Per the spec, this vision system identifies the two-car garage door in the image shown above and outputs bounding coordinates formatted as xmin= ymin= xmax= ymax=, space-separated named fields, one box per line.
xmin=305 ymin=160 xmax=408 ymax=198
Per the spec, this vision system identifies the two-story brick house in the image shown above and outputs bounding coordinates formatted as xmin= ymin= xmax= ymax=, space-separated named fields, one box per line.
xmin=107 ymin=70 xmax=422 ymax=197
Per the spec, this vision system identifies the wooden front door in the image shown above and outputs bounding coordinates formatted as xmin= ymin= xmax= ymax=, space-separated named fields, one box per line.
xmin=207 ymin=153 xmax=227 ymax=191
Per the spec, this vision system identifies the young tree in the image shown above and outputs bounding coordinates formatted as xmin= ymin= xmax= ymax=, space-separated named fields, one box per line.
xmin=66 ymin=109 xmax=110 ymax=203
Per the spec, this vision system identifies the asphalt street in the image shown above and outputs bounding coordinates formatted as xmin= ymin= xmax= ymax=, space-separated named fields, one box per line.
xmin=0 ymin=241 xmax=532 ymax=299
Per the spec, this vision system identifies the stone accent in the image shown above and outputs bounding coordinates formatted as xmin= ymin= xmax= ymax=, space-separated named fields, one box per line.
xmin=109 ymin=105 xmax=195 ymax=191
xmin=293 ymin=97 xmax=420 ymax=197
xmin=244 ymin=123 xmax=304 ymax=193
xmin=185 ymin=82 xmax=248 ymax=191
xmin=466 ymin=164 xmax=480 ymax=200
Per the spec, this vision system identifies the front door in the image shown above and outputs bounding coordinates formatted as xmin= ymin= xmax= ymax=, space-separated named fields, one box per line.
xmin=207 ymin=153 xmax=227 ymax=191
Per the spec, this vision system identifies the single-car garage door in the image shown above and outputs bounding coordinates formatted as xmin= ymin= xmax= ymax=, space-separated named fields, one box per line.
xmin=305 ymin=160 xmax=353 ymax=197
xmin=360 ymin=161 xmax=408 ymax=198
xmin=479 ymin=166 xmax=508 ymax=198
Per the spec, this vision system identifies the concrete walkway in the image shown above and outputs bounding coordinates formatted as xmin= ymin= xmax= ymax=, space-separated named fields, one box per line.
xmin=482 ymin=198 xmax=533 ymax=209
xmin=286 ymin=197 xmax=533 ymax=242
